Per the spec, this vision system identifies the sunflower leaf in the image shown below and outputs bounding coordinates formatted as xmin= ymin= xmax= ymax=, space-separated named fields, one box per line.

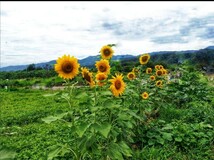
xmin=41 ymin=112 xmax=68 ymax=124
xmin=76 ymin=122 xmax=91 ymax=138
xmin=93 ymin=122 xmax=111 ymax=138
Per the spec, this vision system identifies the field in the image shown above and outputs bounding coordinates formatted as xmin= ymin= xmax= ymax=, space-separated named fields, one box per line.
xmin=0 ymin=55 xmax=214 ymax=159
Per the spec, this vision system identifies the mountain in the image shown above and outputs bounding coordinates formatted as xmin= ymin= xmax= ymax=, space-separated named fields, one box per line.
xmin=0 ymin=54 xmax=137 ymax=72
xmin=1 ymin=46 xmax=213 ymax=72
xmin=206 ymin=46 xmax=214 ymax=50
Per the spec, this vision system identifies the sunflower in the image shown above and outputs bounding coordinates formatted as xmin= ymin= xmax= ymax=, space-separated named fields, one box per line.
xmin=161 ymin=69 xmax=167 ymax=75
xmin=146 ymin=68 xmax=152 ymax=74
xmin=100 ymin=45 xmax=114 ymax=59
xmin=127 ymin=72 xmax=136 ymax=80
xmin=150 ymin=75 xmax=156 ymax=81
xmin=155 ymin=65 xmax=160 ymax=70
xmin=139 ymin=53 xmax=150 ymax=65
xmin=156 ymin=70 xmax=163 ymax=76
xmin=156 ymin=80 xmax=163 ymax=87
xmin=141 ymin=92 xmax=149 ymax=99
xmin=96 ymin=72 xmax=108 ymax=86
xmin=132 ymin=67 xmax=139 ymax=73
xmin=95 ymin=59 xmax=110 ymax=75
xmin=109 ymin=73 xmax=126 ymax=97
xmin=159 ymin=65 xmax=164 ymax=70
xmin=81 ymin=67 xmax=95 ymax=87
xmin=55 ymin=55 xmax=80 ymax=79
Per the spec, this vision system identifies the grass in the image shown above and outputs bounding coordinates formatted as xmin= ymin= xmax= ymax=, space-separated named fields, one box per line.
xmin=0 ymin=68 xmax=214 ymax=160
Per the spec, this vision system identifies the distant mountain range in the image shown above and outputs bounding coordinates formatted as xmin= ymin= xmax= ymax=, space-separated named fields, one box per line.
xmin=0 ymin=46 xmax=213 ymax=72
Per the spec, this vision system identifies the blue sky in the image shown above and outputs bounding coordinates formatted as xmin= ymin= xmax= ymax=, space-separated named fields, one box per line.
xmin=1 ymin=1 xmax=214 ymax=67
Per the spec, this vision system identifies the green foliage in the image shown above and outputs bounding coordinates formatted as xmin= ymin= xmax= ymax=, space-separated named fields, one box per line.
xmin=0 ymin=48 xmax=214 ymax=159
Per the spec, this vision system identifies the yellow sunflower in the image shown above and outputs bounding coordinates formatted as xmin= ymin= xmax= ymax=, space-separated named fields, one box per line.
xmin=95 ymin=59 xmax=110 ymax=75
xmin=132 ymin=67 xmax=139 ymax=73
xmin=156 ymin=70 xmax=163 ymax=76
xmin=161 ymin=69 xmax=167 ymax=75
xmin=81 ymin=67 xmax=95 ymax=87
xmin=109 ymin=73 xmax=126 ymax=97
xmin=96 ymin=72 xmax=108 ymax=86
xmin=141 ymin=92 xmax=149 ymax=99
xmin=139 ymin=53 xmax=150 ymax=65
xmin=155 ymin=65 xmax=160 ymax=70
xmin=55 ymin=55 xmax=80 ymax=79
xmin=150 ymin=75 xmax=156 ymax=81
xmin=127 ymin=72 xmax=136 ymax=80
xmin=159 ymin=65 xmax=164 ymax=70
xmin=100 ymin=45 xmax=114 ymax=59
xmin=146 ymin=68 xmax=152 ymax=74
xmin=156 ymin=80 xmax=163 ymax=87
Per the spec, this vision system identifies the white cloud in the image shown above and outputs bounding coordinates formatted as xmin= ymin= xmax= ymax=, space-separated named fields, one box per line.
xmin=1 ymin=1 xmax=214 ymax=67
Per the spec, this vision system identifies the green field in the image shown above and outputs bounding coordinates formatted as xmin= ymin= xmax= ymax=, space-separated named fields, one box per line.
xmin=1 ymin=62 xmax=214 ymax=159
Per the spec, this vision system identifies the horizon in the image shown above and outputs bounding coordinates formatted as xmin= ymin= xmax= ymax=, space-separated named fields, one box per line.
xmin=1 ymin=45 xmax=212 ymax=68
xmin=1 ymin=1 xmax=214 ymax=67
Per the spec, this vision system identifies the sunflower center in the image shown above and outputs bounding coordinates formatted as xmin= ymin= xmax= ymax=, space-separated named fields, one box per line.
xmin=99 ymin=76 xmax=105 ymax=81
xmin=84 ymin=72 xmax=91 ymax=82
xmin=144 ymin=94 xmax=147 ymax=97
xmin=157 ymin=70 xmax=162 ymax=76
xmin=129 ymin=74 xmax=134 ymax=79
xmin=115 ymin=80 xmax=121 ymax=90
xmin=99 ymin=65 xmax=106 ymax=72
xmin=141 ymin=56 xmax=148 ymax=62
xmin=62 ymin=62 xmax=73 ymax=73
xmin=104 ymin=49 xmax=110 ymax=56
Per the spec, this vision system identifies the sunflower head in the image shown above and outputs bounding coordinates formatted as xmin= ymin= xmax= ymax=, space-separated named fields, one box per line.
xmin=159 ymin=65 xmax=164 ymax=70
xmin=127 ymin=72 xmax=136 ymax=80
xmin=150 ymin=75 xmax=156 ymax=81
xmin=155 ymin=65 xmax=160 ymax=70
xmin=162 ymin=69 xmax=168 ymax=75
xmin=95 ymin=59 xmax=111 ymax=75
xmin=54 ymin=55 xmax=80 ymax=79
xmin=139 ymin=53 xmax=150 ymax=65
xmin=146 ymin=68 xmax=152 ymax=74
xmin=156 ymin=80 xmax=163 ymax=87
xmin=156 ymin=70 xmax=163 ymax=76
xmin=141 ymin=92 xmax=149 ymax=99
xmin=81 ymin=67 xmax=95 ymax=87
xmin=96 ymin=72 xmax=108 ymax=86
xmin=100 ymin=45 xmax=114 ymax=59
xmin=109 ymin=73 xmax=126 ymax=97
xmin=132 ymin=67 xmax=139 ymax=73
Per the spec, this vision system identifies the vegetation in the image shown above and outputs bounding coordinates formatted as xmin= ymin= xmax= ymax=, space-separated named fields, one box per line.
xmin=0 ymin=45 xmax=213 ymax=159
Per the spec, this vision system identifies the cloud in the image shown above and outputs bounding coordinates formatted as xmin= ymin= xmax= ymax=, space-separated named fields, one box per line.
xmin=1 ymin=2 xmax=214 ymax=67
xmin=0 ymin=10 xmax=7 ymax=16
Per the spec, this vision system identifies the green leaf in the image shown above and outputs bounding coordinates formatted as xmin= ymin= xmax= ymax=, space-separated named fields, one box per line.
xmin=108 ymin=143 xmax=124 ymax=160
xmin=162 ymin=132 xmax=173 ymax=141
xmin=0 ymin=149 xmax=17 ymax=160
xmin=47 ymin=144 xmax=70 ymax=160
xmin=162 ymin=124 xmax=173 ymax=130
xmin=101 ymin=90 xmax=112 ymax=96
xmin=75 ymin=92 xmax=88 ymax=99
xmin=93 ymin=122 xmax=111 ymax=138
xmin=41 ymin=112 xmax=68 ymax=124
xmin=76 ymin=122 xmax=91 ymax=138
xmin=118 ymin=141 xmax=132 ymax=157
xmin=103 ymin=100 xmax=120 ymax=109
xmin=43 ymin=93 xmax=58 ymax=97
xmin=157 ymin=138 xmax=165 ymax=145
xmin=175 ymin=137 xmax=182 ymax=142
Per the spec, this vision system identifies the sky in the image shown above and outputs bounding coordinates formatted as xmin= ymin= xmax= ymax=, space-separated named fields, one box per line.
xmin=1 ymin=1 xmax=214 ymax=67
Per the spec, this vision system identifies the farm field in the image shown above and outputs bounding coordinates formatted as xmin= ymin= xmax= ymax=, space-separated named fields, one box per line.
xmin=0 ymin=60 xmax=214 ymax=159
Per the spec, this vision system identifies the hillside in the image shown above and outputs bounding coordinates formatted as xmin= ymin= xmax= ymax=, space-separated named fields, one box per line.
xmin=0 ymin=46 xmax=214 ymax=72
